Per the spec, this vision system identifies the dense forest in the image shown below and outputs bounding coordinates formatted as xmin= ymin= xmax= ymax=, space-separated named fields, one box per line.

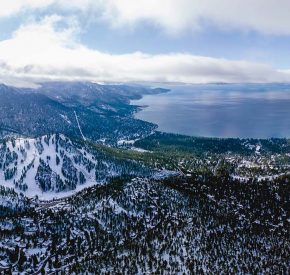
xmin=0 ymin=171 xmax=289 ymax=273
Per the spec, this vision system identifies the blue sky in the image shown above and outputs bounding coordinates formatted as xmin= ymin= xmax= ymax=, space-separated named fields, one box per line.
xmin=0 ymin=0 xmax=290 ymax=87
xmin=80 ymin=22 xmax=290 ymax=69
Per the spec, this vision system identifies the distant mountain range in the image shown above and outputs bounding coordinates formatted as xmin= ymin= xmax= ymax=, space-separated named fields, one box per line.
xmin=0 ymin=82 xmax=168 ymax=144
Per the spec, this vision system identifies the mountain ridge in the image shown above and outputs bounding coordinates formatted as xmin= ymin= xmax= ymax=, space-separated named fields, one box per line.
xmin=0 ymin=82 xmax=168 ymax=143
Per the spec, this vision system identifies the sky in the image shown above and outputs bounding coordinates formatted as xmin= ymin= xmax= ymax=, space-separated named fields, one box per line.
xmin=1 ymin=0 xmax=290 ymax=87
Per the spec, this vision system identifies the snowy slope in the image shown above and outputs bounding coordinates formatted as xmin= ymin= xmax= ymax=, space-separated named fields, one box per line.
xmin=0 ymin=134 xmax=151 ymax=199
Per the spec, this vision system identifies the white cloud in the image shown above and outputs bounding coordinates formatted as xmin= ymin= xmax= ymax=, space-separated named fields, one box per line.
xmin=1 ymin=0 xmax=290 ymax=35
xmin=0 ymin=0 xmax=55 ymax=17
xmin=99 ymin=0 xmax=290 ymax=35
xmin=0 ymin=16 xmax=290 ymax=87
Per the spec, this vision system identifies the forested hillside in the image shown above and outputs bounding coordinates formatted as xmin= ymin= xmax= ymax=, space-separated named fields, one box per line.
xmin=0 ymin=83 xmax=166 ymax=143
xmin=0 ymin=134 xmax=155 ymax=198
xmin=0 ymin=173 xmax=288 ymax=274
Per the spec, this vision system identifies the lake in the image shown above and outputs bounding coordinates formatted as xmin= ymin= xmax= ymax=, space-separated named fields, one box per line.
xmin=131 ymin=83 xmax=290 ymax=139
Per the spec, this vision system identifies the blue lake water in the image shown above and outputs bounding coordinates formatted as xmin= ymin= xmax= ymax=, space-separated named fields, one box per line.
xmin=131 ymin=84 xmax=290 ymax=139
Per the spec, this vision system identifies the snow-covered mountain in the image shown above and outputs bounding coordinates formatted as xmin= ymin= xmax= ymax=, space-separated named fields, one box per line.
xmin=0 ymin=83 xmax=165 ymax=144
xmin=0 ymin=134 xmax=152 ymax=199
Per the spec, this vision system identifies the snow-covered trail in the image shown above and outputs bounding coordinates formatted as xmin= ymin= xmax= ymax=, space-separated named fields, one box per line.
xmin=74 ymin=111 xmax=86 ymax=141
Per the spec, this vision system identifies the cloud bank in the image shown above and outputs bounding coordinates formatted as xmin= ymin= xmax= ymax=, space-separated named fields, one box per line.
xmin=0 ymin=16 xmax=290 ymax=87
xmin=2 ymin=0 xmax=290 ymax=35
